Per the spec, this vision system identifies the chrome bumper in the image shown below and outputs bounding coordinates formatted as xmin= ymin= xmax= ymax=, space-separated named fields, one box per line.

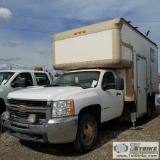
xmin=2 ymin=116 xmax=78 ymax=144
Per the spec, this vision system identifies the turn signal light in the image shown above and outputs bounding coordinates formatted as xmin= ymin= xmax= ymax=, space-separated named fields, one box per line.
xmin=115 ymin=23 xmax=120 ymax=27
xmin=74 ymin=30 xmax=86 ymax=36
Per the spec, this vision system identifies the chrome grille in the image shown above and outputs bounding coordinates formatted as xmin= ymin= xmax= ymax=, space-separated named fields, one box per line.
xmin=10 ymin=110 xmax=46 ymax=119
xmin=9 ymin=109 xmax=46 ymax=123
xmin=7 ymin=99 xmax=52 ymax=123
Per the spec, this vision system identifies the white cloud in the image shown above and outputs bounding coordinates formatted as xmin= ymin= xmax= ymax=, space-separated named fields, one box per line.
xmin=2 ymin=41 xmax=23 ymax=47
xmin=0 ymin=7 xmax=13 ymax=20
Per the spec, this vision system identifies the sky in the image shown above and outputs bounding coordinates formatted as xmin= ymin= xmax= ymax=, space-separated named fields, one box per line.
xmin=0 ymin=0 xmax=160 ymax=74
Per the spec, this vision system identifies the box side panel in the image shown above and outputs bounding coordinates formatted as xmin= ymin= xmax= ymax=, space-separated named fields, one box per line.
xmin=55 ymin=30 xmax=113 ymax=64
xmin=121 ymin=23 xmax=158 ymax=94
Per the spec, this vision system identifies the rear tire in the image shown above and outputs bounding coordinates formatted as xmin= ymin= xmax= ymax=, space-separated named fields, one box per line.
xmin=0 ymin=114 xmax=2 ymax=133
xmin=73 ymin=114 xmax=97 ymax=153
xmin=146 ymin=99 xmax=153 ymax=119
xmin=0 ymin=99 xmax=6 ymax=133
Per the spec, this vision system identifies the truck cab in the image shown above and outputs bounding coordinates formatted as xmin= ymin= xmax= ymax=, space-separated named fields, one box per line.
xmin=51 ymin=69 xmax=124 ymax=122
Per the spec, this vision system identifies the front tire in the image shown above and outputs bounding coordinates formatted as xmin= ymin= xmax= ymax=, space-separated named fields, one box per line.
xmin=73 ymin=114 xmax=97 ymax=153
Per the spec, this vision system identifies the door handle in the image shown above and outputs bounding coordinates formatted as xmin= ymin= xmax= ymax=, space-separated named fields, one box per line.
xmin=116 ymin=93 xmax=121 ymax=96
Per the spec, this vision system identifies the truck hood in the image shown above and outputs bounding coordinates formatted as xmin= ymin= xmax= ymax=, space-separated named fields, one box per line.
xmin=8 ymin=86 xmax=84 ymax=101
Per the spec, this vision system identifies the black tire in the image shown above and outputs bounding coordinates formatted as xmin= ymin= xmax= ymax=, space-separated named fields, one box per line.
xmin=0 ymin=114 xmax=3 ymax=133
xmin=0 ymin=99 xmax=6 ymax=133
xmin=73 ymin=114 xmax=97 ymax=153
xmin=146 ymin=99 xmax=152 ymax=119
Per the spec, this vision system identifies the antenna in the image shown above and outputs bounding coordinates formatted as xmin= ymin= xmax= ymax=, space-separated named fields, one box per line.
xmin=144 ymin=30 xmax=150 ymax=37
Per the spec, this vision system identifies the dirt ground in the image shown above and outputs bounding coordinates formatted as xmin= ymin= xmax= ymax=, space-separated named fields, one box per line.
xmin=0 ymin=107 xmax=160 ymax=160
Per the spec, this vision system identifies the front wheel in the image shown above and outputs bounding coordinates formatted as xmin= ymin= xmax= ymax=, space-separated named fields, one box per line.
xmin=73 ymin=114 xmax=97 ymax=153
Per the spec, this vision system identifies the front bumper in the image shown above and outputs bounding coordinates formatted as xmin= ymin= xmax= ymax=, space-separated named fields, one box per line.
xmin=2 ymin=116 xmax=78 ymax=144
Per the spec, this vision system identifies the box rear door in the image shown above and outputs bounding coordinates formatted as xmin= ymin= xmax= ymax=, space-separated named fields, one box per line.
xmin=137 ymin=56 xmax=147 ymax=116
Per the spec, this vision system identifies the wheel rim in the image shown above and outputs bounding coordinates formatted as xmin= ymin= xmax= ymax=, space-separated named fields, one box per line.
xmin=83 ymin=122 xmax=95 ymax=145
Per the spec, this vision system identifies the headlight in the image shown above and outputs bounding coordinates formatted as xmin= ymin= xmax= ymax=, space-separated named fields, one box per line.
xmin=2 ymin=111 xmax=10 ymax=120
xmin=52 ymin=100 xmax=75 ymax=117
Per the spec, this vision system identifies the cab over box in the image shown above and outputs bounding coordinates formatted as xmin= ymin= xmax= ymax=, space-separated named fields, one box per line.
xmin=2 ymin=18 xmax=158 ymax=152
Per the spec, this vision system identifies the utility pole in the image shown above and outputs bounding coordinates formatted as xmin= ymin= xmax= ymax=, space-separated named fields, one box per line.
xmin=9 ymin=65 xmax=12 ymax=70
xmin=44 ymin=62 xmax=47 ymax=71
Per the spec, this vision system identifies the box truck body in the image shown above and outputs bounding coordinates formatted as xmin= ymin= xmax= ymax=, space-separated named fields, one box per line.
xmin=53 ymin=18 xmax=158 ymax=115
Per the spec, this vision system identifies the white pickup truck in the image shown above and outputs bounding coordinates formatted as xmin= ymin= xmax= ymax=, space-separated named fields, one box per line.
xmin=0 ymin=70 xmax=52 ymax=125
xmin=2 ymin=18 xmax=158 ymax=152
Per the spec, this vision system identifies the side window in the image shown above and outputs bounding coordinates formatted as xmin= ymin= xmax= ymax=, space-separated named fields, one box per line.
xmin=34 ymin=73 xmax=49 ymax=86
xmin=102 ymin=72 xmax=115 ymax=89
xmin=12 ymin=73 xmax=33 ymax=87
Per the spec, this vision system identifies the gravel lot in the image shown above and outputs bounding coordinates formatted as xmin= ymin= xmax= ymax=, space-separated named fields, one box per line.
xmin=0 ymin=107 xmax=160 ymax=160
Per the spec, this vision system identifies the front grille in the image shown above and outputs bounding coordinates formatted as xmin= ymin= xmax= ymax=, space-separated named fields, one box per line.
xmin=9 ymin=109 xmax=46 ymax=123
xmin=7 ymin=99 xmax=52 ymax=124
xmin=7 ymin=99 xmax=47 ymax=107
xmin=10 ymin=110 xmax=46 ymax=119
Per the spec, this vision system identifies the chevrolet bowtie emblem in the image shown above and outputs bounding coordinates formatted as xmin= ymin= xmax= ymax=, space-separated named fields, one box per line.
xmin=18 ymin=105 xmax=26 ymax=112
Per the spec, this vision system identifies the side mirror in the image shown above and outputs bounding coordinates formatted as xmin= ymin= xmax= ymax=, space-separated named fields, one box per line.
xmin=11 ymin=78 xmax=27 ymax=88
xmin=102 ymin=83 xmax=115 ymax=90
xmin=11 ymin=82 xmax=16 ymax=88
xmin=115 ymin=78 xmax=124 ymax=90
xmin=46 ymin=80 xmax=51 ymax=85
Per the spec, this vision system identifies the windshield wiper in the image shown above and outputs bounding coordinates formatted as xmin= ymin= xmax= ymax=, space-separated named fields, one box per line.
xmin=81 ymin=85 xmax=91 ymax=89
xmin=70 ymin=84 xmax=91 ymax=89
xmin=51 ymin=84 xmax=60 ymax=87
xmin=45 ymin=84 xmax=60 ymax=87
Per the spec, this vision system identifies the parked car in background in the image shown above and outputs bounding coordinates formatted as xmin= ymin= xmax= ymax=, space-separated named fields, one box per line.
xmin=0 ymin=70 xmax=52 ymax=128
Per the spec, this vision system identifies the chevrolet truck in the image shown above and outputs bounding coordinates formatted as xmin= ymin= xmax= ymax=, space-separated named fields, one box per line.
xmin=2 ymin=18 xmax=158 ymax=152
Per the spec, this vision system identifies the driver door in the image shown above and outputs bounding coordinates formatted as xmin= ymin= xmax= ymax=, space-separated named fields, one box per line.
xmin=100 ymin=71 xmax=123 ymax=122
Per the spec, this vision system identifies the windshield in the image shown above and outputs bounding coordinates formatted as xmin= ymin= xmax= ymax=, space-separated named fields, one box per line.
xmin=0 ymin=72 xmax=15 ymax=85
xmin=51 ymin=71 xmax=100 ymax=88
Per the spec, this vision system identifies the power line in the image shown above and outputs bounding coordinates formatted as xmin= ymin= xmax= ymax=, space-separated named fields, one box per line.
xmin=131 ymin=21 xmax=160 ymax=22
xmin=1 ymin=13 xmax=160 ymax=22
xmin=1 ymin=26 xmax=160 ymax=37
xmin=0 ymin=26 xmax=57 ymax=34
xmin=0 ymin=13 xmax=95 ymax=22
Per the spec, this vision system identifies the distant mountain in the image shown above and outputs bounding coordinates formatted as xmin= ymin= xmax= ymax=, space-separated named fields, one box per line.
xmin=0 ymin=63 xmax=30 ymax=70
